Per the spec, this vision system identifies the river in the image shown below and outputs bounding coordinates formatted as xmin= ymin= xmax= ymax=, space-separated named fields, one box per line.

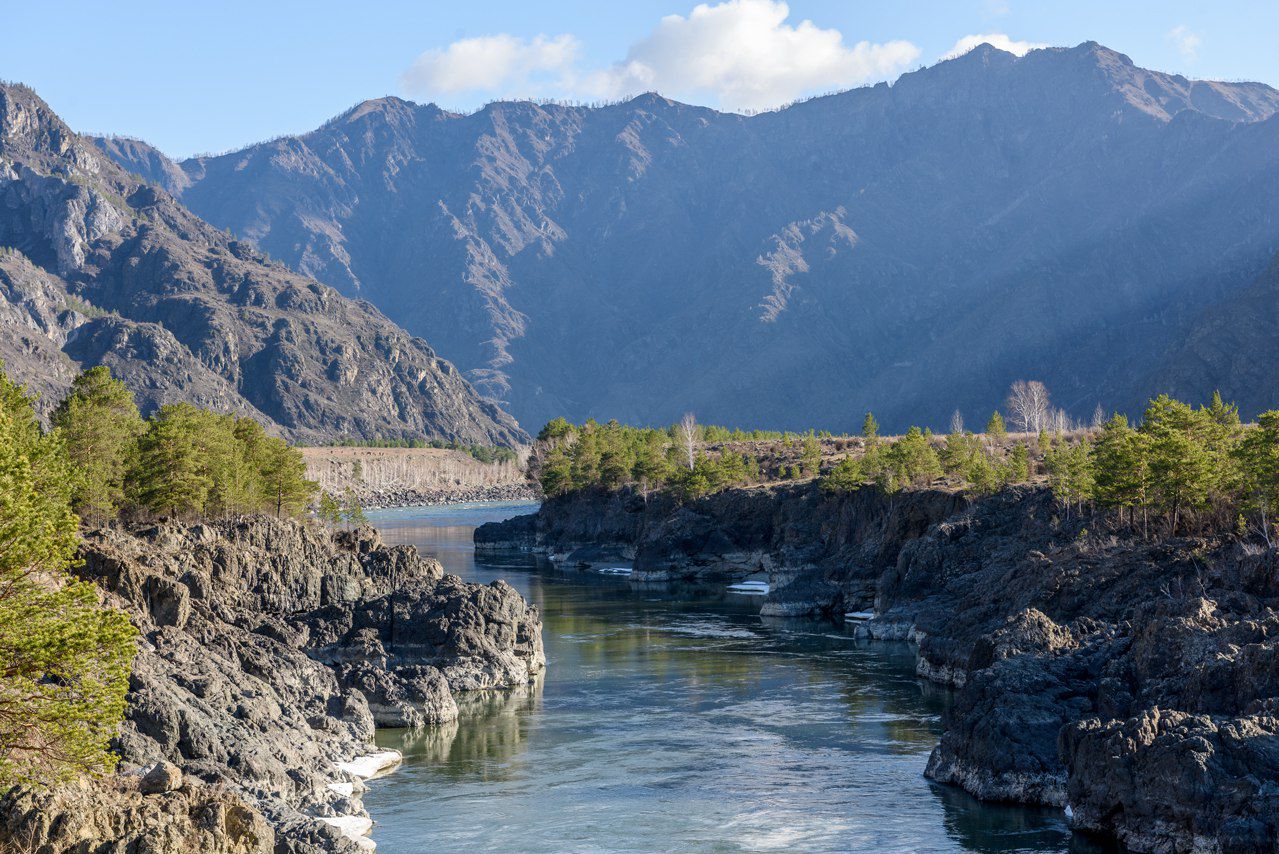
xmin=362 ymin=501 xmax=1107 ymax=853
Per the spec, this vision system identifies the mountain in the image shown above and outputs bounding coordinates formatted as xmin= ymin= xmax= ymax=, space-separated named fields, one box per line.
xmin=0 ymin=83 xmax=525 ymax=445
xmin=96 ymin=43 xmax=1279 ymax=431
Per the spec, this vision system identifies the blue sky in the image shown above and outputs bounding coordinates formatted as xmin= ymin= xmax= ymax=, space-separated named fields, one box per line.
xmin=6 ymin=0 xmax=1278 ymax=158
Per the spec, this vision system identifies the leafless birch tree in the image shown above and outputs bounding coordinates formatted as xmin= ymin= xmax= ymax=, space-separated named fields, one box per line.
xmin=1006 ymin=380 xmax=1052 ymax=433
xmin=949 ymin=409 xmax=964 ymax=435
xmin=677 ymin=412 xmax=698 ymax=471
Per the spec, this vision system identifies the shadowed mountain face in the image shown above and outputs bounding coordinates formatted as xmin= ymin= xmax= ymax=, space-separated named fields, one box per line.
xmin=0 ymin=83 xmax=525 ymax=445
xmin=97 ymin=42 xmax=1279 ymax=431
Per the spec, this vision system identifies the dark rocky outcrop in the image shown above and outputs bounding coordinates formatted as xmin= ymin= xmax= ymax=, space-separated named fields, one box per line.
xmin=0 ymin=517 xmax=544 ymax=852
xmin=480 ymin=483 xmax=1279 ymax=851
xmin=96 ymin=43 xmax=1279 ymax=432
xmin=476 ymin=483 xmax=963 ymax=617
xmin=0 ymin=82 xmax=525 ymax=444
xmin=869 ymin=487 xmax=1279 ymax=850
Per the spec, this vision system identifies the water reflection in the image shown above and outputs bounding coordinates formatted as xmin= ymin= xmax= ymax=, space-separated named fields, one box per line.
xmin=363 ymin=502 xmax=1086 ymax=853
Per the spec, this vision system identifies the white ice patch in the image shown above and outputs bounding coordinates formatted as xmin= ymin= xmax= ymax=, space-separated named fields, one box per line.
xmin=727 ymin=580 xmax=770 ymax=595
xmin=327 ymin=781 xmax=354 ymax=797
xmin=843 ymin=611 xmax=874 ymax=621
xmin=337 ymin=749 xmax=402 ymax=780
xmin=597 ymin=566 xmax=633 ymax=576
xmin=319 ymin=814 xmax=373 ymax=839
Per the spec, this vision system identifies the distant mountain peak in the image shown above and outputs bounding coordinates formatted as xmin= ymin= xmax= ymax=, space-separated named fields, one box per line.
xmin=1 ymin=81 xmax=526 ymax=444
xmin=85 ymin=43 xmax=1279 ymax=432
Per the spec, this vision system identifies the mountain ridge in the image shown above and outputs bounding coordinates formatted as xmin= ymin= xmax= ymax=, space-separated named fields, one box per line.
xmin=2 ymin=82 xmax=526 ymax=444
xmin=93 ymin=42 xmax=1279 ymax=431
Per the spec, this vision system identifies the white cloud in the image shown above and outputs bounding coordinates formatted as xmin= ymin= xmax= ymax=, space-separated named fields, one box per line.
xmin=588 ymin=0 xmax=920 ymax=111
xmin=400 ymin=33 xmax=580 ymax=97
xmin=1167 ymin=25 xmax=1201 ymax=62
xmin=399 ymin=0 xmax=918 ymax=112
xmin=942 ymin=33 xmax=1047 ymax=61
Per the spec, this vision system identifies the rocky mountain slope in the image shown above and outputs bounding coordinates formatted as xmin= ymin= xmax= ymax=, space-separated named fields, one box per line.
xmin=98 ymin=42 xmax=1279 ymax=431
xmin=0 ymin=517 xmax=543 ymax=852
xmin=0 ymin=83 xmax=524 ymax=444
xmin=476 ymin=485 xmax=1279 ymax=851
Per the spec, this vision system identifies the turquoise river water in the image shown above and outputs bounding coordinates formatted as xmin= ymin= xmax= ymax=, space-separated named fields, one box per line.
xmin=362 ymin=502 xmax=1111 ymax=854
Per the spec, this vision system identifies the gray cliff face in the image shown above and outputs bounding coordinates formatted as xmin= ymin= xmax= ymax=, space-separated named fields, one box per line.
xmin=474 ymin=484 xmax=963 ymax=617
xmin=876 ymin=488 xmax=1279 ymax=851
xmin=477 ymin=485 xmax=1279 ymax=851
xmin=0 ymin=83 xmax=525 ymax=444
xmin=0 ymin=517 xmax=544 ymax=852
xmin=99 ymin=42 xmax=1279 ymax=431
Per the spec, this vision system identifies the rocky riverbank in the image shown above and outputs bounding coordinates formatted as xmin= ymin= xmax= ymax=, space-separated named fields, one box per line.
xmin=358 ymin=483 xmax=538 ymax=510
xmin=475 ymin=484 xmax=963 ymax=617
xmin=0 ymin=517 xmax=544 ymax=853
xmin=476 ymin=483 xmax=1279 ymax=852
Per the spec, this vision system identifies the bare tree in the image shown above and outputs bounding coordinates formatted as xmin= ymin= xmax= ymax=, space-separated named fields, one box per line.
xmin=1048 ymin=407 xmax=1072 ymax=434
xmin=1005 ymin=380 xmax=1052 ymax=433
xmin=949 ymin=409 xmax=964 ymax=435
xmin=677 ymin=412 xmax=698 ymax=471
xmin=1091 ymin=404 xmax=1105 ymax=429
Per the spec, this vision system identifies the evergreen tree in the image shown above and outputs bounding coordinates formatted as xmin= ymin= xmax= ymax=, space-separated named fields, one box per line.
xmin=1091 ymin=413 xmax=1147 ymax=528
xmin=0 ymin=400 xmax=136 ymax=788
xmin=884 ymin=427 xmax=942 ymax=488
xmin=341 ymin=488 xmax=368 ymax=528
xmin=538 ymin=417 xmax=573 ymax=442
xmin=819 ymin=456 xmax=863 ymax=494
xmin=50 ymin=367 xmax=144 ymax=522
xmin=258 ymin=435 xmax=316 ymax=518
xmin=986 ymin=411 xmax=1007 ymax=438
xmin=941 ymin=432 xmax=980 ymax=477
xmin=1140 ymin=395 xmax=1214 ymax=535
xmin=1043 ymin=435 xmax=1094 ymax=515
xmin=317 ymin=490 xmax=343 ymax=527
xmin=1235 ymin=411 xmax=1279 ymax=545
xmin=801 ymin=433 xmax=822 ymax=477
xmin=130 ymin=404 xmax=217 ymax=518
xmin=538 ymin=447 xmax=574 ymax=496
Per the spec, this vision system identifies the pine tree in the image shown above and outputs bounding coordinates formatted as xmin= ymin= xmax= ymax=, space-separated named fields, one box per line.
xmin=819 ymin=455 xmax=862 ymax=494
xmin=1234 ymin=411 xmax=1279 ymax=545
xmin=50 ymin=367 xmax=144 ymax=522
xmin=0 ymin=399 xmax=136 ymax=788
xmin=259 ymin=436 xmax=316 ymax=518
xmin=862 ymin=412 xmax=879 ymax=440
xmin=130 ymin=404 xmax=216 ymax=518
xmin=317 ymin=490 xmax=343 ymax=527
xmin=801 ymin=433 xmax=822 ymax=477
xmin=986 ymin=411 xmax=1007 ymax=438
xmin=1044 ymin=435 xmax=1094 ymax=516
xmin=1140 ymin=396 xmax=1214 ymax=535
xmin=341 ymin=488 xmax=368 ymax=528
xmin=884 ymin=427 xmax=942 ymax=488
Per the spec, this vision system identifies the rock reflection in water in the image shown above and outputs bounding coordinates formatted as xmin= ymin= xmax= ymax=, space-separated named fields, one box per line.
xmin=381 ymin=678 xmax=544 ymax=776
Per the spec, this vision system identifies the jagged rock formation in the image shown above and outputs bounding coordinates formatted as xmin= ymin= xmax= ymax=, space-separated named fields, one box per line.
xmin=97 ymin=42 xmax=1279 ymax=431
xmin=0 ymin=771 xmax=275 ymax=853
xmin=0 ymin=517 xmax=544 ymax=852
xmin=475 ymin=483 xmax=962 ymax=617
xmin=478 ymin=485 xmax=1279 ymax=851
xmin=0 ymin=83 xmax=524 ymax=444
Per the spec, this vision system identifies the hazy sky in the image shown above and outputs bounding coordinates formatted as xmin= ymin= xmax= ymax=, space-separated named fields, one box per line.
xmin=6 ymin=0 xmax=1278 ymax=158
